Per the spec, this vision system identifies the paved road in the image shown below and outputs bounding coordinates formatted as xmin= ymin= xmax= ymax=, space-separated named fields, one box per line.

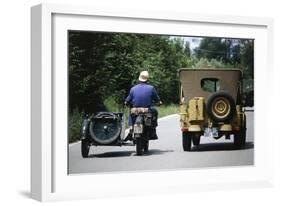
xmin=68 ymin=111 xmax=254 ymax=174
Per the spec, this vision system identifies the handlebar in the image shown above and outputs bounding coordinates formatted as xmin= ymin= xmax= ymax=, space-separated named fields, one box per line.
xmin=155 ymin=101 xmax=163 ymax=106
xmin=124 ymin=101 xmax=131 ymax=107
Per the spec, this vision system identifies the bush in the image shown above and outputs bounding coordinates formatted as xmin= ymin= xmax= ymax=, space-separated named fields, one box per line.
xmin=192 ymin=58 xmax=227 ymax=68
xmin=157 ymin=104 xmax=179 ymax=118
xmin=69 ymin=108 xmax=84 ymax=143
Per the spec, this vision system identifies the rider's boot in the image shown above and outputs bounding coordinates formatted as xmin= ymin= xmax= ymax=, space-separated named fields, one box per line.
xmin=150 ymin=128 xmax=158 ymax=140
xmin=124 ymin=128 xmax=133 ymax=142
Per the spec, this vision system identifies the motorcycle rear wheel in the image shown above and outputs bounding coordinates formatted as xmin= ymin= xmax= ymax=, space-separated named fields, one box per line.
xmin=136 ymin=138 xmax=143 ymax=156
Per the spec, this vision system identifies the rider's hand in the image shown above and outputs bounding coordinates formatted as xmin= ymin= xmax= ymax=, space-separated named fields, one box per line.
xmin=156 ymin=101 xmax=163 ymax=106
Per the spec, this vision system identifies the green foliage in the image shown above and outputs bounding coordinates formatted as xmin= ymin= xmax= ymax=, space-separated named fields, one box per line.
xmin=240 ymin=41 xmax=254 ymax=79
xmin=194 ymin=38 xmax=230 ymax=61
xmin=194 ymin=38 xmax=254 ymax=79
xmin=68 ymin=33 xmax=254 ymax=142
xmin=68 ymin=108 xmax=84 ymax=143
xmin=192 ymin=58 xmax=227 ymax=68
xmin=157 ymin=104 xmax=179 ymax=118
xmin=243 ymin=79 xmax=254 ymax=92
xmin=69 ymin=33 xmax=192 ymax=113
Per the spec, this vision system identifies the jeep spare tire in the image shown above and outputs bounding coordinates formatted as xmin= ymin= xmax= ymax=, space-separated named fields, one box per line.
xmin=89 ymin=112 xmax=122 ymax=144
xmin=206 ymin=91 xmax=235 ymax=122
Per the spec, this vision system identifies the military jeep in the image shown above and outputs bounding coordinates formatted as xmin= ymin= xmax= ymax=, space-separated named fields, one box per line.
xmin=179 ymin=68 xmax=246 ymax=151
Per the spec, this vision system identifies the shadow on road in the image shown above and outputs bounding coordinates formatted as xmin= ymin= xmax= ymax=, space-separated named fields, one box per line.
xmin=143 ymin=149 xmax=174 ymax=156
xmin=88 ymin=150 xmax=135 ymax=158
xmin=191 ymin=142 xmax=254 ymax=152
xmin=87 ymin=149 xmax=174 ymax=158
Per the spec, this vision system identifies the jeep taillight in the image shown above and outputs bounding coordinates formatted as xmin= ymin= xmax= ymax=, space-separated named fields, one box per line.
xmin=181 ymin=128 xmax=189 ymax=132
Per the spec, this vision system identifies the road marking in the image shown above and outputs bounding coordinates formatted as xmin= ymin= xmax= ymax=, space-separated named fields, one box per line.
xmin=69 ymin=113 xmax=179 ymax=147
xmin=158 ymin=114 xmax=179 ymax=122
xmin=69 ymin=141 xmax=81 ymax=147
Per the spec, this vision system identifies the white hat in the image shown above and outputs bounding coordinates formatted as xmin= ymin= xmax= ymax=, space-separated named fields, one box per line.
xmin=138 ymin=71 xmax=149 ymax=82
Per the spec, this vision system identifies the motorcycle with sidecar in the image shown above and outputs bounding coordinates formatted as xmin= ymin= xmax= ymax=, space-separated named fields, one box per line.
xmin=80 ymin=107 xmax=159 ymax=157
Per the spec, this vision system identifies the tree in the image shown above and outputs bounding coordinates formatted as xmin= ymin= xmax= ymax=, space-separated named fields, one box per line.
xmin=240 ymin=40 xmax=254 ymax=79
xmin=68 ymin=32 xmax=192 ymax=113
xmin=194 ymin=38 xmax=228 ymax=62
xmin=69 ymin=32 xmax=115 ymax=113
xmin=68 ymin=32 xmax=254 ymax=114
xmin=184 ymin=41 xmax=191 ymax=57
xmin=194 ymin=37 xmax=254 ymax=78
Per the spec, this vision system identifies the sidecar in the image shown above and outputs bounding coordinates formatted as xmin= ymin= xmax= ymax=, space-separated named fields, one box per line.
xmin=80 ymin=112 xmax=128 ymax=158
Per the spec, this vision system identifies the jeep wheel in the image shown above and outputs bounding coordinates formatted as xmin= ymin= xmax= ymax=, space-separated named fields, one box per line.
xmin=192 ymin=133 xmax=201 ymax=146
xmin=206 ymin=91 xmax=235 ymax=122
xmin=234 ymin=131 xmax=246 ymax=148
xmin=234 ymin=114 xmax=246 ymax=148
xmin=182 ymin=132 xmax=192 ymax=151
xmin=81 ymin=139 xmax=90 ymax=158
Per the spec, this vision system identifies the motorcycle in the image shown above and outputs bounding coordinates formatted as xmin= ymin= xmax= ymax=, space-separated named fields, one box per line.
xmin=80 ymin=102 xmax=161 ymax=157
xmin=129 ymin=104 xmax=161 ymax=155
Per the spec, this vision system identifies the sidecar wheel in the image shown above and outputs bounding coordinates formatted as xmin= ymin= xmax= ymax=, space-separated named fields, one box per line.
xmin=81 ymin=139 xmax=90 ymax=158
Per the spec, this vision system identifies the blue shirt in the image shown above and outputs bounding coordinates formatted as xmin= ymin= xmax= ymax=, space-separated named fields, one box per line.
xmin=125 ymin=83 xmax=161 ymax=107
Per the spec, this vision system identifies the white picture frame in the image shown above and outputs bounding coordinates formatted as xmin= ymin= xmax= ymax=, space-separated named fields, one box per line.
xmin=31 ymin=3 xmax=274 ymax=202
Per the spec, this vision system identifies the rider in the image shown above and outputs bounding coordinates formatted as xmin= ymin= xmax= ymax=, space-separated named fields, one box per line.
xmin=124 ymin=70 xmax=162 ymax=141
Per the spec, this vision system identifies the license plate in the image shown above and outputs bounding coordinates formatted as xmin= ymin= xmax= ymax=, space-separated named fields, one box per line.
xmin=212 ymin=128 xmax=218 ymax=137
xmin=204 ymin=128 xmax=218 ymax=137
xmin=134 ymin=124 xmax=143 ymax=134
